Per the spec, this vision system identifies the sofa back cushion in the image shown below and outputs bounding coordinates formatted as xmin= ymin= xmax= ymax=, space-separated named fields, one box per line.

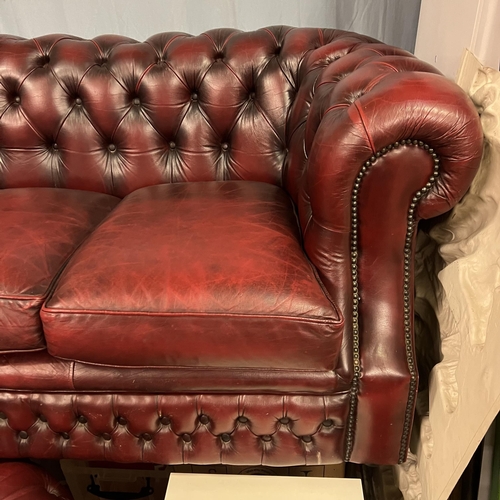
xmin=0 ymin=27 xmax=376 ymax=197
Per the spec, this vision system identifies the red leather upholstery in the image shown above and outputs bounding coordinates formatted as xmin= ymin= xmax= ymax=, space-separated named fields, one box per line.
xmin=42 ymin=181 xmax=342 ymax=369
xmin=0 ymin=27 xmax=483 ymax=466
xmin=0 ymin=188 xmax=119 ymax=352
xmin=0 ymin=462 xmax=73 ymax=500
xmin=0 ymin=392 xmax=348 ymax=466
xmin=0 ymin=351 xmax=343 ymax=393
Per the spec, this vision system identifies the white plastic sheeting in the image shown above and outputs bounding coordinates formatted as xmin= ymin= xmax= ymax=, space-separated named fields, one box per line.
xmin=0 ymin=0 xmax=420 ymax=52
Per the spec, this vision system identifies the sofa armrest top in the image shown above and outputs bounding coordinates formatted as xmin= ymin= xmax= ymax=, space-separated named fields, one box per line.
xmin=300 ymin=47 xmax=483 ymax=224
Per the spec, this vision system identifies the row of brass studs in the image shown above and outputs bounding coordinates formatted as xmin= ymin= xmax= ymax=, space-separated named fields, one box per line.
xmin=344 ymin=139 xmax=440 ymax=463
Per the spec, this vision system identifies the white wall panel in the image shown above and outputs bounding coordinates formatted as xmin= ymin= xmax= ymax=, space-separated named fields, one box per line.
xmin=0 ymin=0 xmax=420 ymax=52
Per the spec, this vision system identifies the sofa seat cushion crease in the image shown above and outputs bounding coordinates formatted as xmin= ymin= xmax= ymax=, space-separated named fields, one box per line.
xmin=0 ymin=188 xmax=119 ymax=352
xmin=0 ymin=27 xmax=483 ymax=466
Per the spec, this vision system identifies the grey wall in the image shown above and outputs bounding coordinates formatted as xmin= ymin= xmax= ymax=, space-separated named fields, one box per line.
xmin=0 ymin=0 xmax=420 ymax=52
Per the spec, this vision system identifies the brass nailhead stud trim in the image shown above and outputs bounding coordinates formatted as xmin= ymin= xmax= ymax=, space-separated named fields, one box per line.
xmin=344 ymin=139 xmax=440 ymax=463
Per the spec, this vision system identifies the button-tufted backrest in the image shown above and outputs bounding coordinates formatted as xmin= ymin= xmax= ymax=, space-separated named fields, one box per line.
xmin=0 ymin=27 xmax=379 ymax=197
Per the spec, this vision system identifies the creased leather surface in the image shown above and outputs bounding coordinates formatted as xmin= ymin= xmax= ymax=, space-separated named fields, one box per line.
xmin=0 ymin=351 xmax=343 ymax=394
xmin=0 ymin=392 xmax=348 ymax=466
xmin=0 ymin=188 xmax=119 ymax=352
xmin=42 ymin=181 xmax=342 ymax=369
xmin=0 ymin=462 xmax=73 ymax=500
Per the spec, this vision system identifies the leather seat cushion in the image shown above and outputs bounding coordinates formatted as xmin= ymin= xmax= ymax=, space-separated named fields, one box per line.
xmin=42 ymin=181 xmax=343 ymax=370
xmin=0 ymin=188 xmax=119 ymax=353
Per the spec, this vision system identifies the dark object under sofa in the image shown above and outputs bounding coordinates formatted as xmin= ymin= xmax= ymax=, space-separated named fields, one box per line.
xmin=0 ymin=26 xmax=483 ymax=466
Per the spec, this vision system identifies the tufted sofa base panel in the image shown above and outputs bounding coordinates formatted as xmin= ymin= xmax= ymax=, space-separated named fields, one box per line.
xmin=0 ymin=392 xmax=349 ymax=465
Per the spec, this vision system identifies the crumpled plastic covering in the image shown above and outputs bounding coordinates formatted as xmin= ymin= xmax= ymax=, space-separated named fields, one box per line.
xmin=397 ymin=66 xmax=500 ymax=500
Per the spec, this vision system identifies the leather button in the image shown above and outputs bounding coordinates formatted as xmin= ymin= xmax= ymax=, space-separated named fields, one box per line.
xmin=102 ymin=433 xmax=112 ymax=441
xmin=142 ymin=433 xmax=153 ymax=441
xmin=220 ymin=433 xmax=231 ymax=443
xmin=249 ymin=92 xmax=256 ymax=100
xmin=39 ymin=414 xmax=48 ymax=422
xmin=160 ymin=416 xmax=171 ymax=426
xmin=301 ymin=435 xmax=313 ymax=443
xmin=19 ymin=431 xmax=28 ymax=439
xmin=108 ymin=144 xmax=116 ymax=152
xmin=117 ymin=416 xmax=127 ymax=425
xmin=261 ymin=435 xmax=272 ymax=443
xmin=279 ymin=417 xmax=290 ymax=425
xmin=221 ymin=143 xmax=229 ymax=151
xmin=191 ymin=92 xmax=198 ymax=101
xmin=0 ymin=412 xmax=7 ymax=419
xmin=14 ymin=96 xmax=20 ymax=103
xmin=199 ymin=414 xmax=210 ymax=425
xmin=322 ymin=419 xmax=334 ymax=428
xmin=52 ymin=143 xmax=58 ymax=150
xmin=132 ymin=97 xmax=140 ymax=105
xmin=77 ymin=415 xmax=88 ymax=424
xmin=182 ymin=433 xmax=192 ymax=443
xmin=61 ymin=432 xmax=70 ymax=440
xmin=169 ymin=141 xmax=176 ymax=149
xmin=237 ymin=416 xmax=248 ymax=424
xmin=75 ymin=97 xmax=82 ymax=105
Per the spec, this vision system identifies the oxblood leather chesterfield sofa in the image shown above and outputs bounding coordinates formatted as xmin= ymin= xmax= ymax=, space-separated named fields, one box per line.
xmin=0 ymin=27 xmax=482 ymax=467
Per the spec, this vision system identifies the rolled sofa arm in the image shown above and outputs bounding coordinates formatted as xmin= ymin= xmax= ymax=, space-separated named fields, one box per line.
xmin=290 ymin=46 xmax=483 ymax=463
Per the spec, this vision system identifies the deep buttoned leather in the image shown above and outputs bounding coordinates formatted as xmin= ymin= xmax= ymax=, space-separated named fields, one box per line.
xmin=0 ymin=27 xmax=483 ymax=466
